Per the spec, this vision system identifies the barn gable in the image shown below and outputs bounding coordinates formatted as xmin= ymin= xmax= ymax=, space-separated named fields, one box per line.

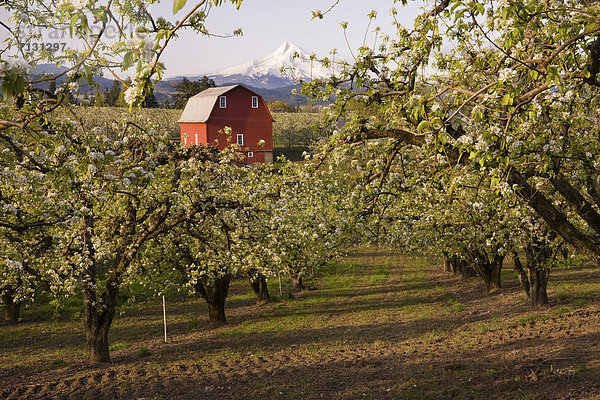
xmin=177 ymin=85 xmax=239 ymax=123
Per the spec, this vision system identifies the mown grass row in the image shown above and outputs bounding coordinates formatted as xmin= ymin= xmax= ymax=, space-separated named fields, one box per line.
xmin=1 ymin=248 xmax=599 ymax=392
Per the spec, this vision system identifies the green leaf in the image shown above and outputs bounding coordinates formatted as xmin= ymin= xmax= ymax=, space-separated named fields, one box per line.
xmin=84 ymin=65 xmax=94 ymax=87
xmin=501 ymin=94 xmax=513 ymax=106
xmin=529 ymin=70 xmax=538 ymax=80
xmin=123 ymin=52 xmax=133 ymax=70
xmin=69 ymin=13 xmax=79 ymax=37
xmin=173 ymin=0 xmax=187 ymax=14
xmin=475 ymin=3 xmax=485 ymax=15
xmin=80 ymin=14 xmax=90 ymax=33
xmin=92 ymin=8 xmax=108 ymax=23
xmin=417 ymin=120 xmax=430 ymax=134
xmin=547 ymin=66 xmax=559 ymax=81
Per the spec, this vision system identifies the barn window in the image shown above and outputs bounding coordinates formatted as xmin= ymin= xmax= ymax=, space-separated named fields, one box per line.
xmin=247 ymin=151 xmax=254 ymax=158
xmin=252 ymin=96 xmax=259 ymax=108
xmin=219 ymin=96 xmax=227 ymax=108
xmin=237 ymin=134 xmax=244 ymax=145
xmin=195 ymin=133 xmax=198 ymax=146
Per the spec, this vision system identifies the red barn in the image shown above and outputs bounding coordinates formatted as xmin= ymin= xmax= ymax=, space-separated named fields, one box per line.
xmin=177 ymin=84 xmax=274 ymax=163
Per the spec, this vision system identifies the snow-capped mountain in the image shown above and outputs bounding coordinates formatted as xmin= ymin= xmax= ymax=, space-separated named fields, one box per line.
xmin=189 ymin=42 xmax=332 ymax=89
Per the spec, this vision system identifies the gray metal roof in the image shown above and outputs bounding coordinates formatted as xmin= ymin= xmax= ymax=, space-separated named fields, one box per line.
xmin=176 ymin=85 xmax=240 ymax=123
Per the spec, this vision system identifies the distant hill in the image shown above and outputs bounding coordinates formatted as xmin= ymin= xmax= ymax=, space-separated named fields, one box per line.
xmin=154 ymin=80 xmax=310 ymax=107
xmin=29 ymin=41 xmax=334 ymax=106
xmin=28 ymin=64 xmax=114 ymax=94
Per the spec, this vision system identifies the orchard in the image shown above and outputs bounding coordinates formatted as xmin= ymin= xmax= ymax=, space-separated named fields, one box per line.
xmin=1 ymin=0 xmax=600 ymax=398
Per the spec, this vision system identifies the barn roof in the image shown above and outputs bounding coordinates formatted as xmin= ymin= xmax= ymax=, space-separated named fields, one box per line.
xmin=176 ymin=85 xmax=240 ymax=123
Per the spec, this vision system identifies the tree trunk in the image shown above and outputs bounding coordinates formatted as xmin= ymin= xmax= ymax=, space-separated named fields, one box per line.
xmin=443 ymin=254 xmax=452 ymax=272
xmin=524 ymin=241 xmax=551 ymax=309
xmin=290 ymin=274 xmax=304 ymax=291
xmin=248 ymin=270 xmax=271 ymax=303
xmin=2 ymin=291 xmax=21 ymax=323
xmin=448 ymin=255 xmax=476 ymax=279
xmin=83 ymin=286 xmax=116 ymax=363
xmin=489 ymin=257 xmax=503 ymax=291
xmin=528 ymin=267 xmax=549 ymax=308
xmin=508 ymin=170 xmax=600 ymax=265
xmin=195 ymin=274 xmax=231 ymax=325
xmin=512 ymin=251 xmax=530 ymax=297
xmin=470 ymin=253 xmax=504 ymax=292
xmin=459 ymin=260 xmax=477 ymax=279
xmin=560 ymin=245 xmax=569 ymax=259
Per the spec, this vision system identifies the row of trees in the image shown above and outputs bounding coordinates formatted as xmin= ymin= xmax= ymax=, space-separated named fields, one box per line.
xmin=301 ymin=0 xmax=600 ymax=307
xmin=2 ymin=0 xmax=599 ymax=365
xmin=0 ymin=102 xmax=357 ymax=361
xmin=88 ymin=80 xmax=157 ymax=108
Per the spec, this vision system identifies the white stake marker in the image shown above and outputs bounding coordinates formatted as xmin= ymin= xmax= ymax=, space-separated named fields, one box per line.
xmin=162 ymin=295 xmax=167 ymax=343
xmin=278 ymin=272 xmax=283 ymax=297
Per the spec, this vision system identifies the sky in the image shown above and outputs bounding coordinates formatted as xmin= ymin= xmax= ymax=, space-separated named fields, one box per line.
xmin=0 ymin=0 xmax=427 ymax=79
xmin=156 ymin=0 xmax=426 ymax=77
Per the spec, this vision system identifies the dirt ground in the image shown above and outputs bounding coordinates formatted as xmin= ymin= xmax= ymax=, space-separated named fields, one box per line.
xmin=1 ymin=251 xmax=600 ymax=399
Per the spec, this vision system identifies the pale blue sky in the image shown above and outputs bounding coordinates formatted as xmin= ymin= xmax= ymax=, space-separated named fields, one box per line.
xmin=157 ymin=0 xmax=425 ymax=77
xmin=0 ymin=0 xmax=427 ymax=78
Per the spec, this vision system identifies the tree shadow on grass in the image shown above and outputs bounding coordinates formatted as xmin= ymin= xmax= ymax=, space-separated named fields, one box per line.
xmin=12 ymin=327 xmax=599 ymax=400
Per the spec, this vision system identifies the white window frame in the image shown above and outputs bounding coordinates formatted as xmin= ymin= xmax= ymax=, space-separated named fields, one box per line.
xmin=219 ymin=95 xmax=227 ymax=108
xmin=237 ymin=134 xmax=244 ymax=146
xmin=251 ymin=96 xmax=259 ymax=108
xmin=195 ymin=133 xmax=198 ymax=146
xmin=247 ymin=151 xmax=254 ymax=158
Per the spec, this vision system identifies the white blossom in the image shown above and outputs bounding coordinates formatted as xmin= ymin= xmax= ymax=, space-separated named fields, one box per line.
xmin=71 ymin=0 xmax=86 ymax=9
xmin=498 ymin=67 xmax=516 ymax=82
xmin=124 ymin=86 xmax=138 ymax=105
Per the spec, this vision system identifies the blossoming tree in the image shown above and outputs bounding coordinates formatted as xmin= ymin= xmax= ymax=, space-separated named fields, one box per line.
xmin=305 ymin=0 xmax=600 ymax=280
xmin=0 ymin=0 xmax=244 ymax=362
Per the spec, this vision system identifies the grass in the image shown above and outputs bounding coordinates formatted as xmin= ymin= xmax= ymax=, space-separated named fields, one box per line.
xmin=137 ymin=347 xmax=151 ymax=357
xmin=515 ymin=313 xmax=548 ymax=325
xmin=573 ymin=363 xmax=587 ymax=374
xmin=109 ymin=342 xmax=132 ymax=352
xmin=444 ymin=294 xmax=464 ymax=312
xmin=553 ymin=306 xmax=572 ymax=315
xmin=49 ymin=359 xmax=69 ymax=368
xmin=573 ymin=299 xmax=588 ymax=308
xmin=2 ymin=248 xmax=600 ymax=400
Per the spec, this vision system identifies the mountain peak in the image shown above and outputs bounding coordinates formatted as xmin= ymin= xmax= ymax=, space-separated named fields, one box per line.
xmin=272 ymin=42 xmax=306 ymax=57
xmin=208 ymin=41 xmax=331 ymax=89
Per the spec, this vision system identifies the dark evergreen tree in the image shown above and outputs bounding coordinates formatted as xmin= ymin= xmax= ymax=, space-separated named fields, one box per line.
xmin=105 ymin=80 xmax=121 ymax=106
xmin=171 ymin=76 xmax=216 ymax=109
xmin=142 ymin=90 xmax=159 ymax=108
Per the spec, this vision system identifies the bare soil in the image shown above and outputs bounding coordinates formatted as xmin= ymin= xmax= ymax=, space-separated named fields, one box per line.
xmin=1 ymin=250 xmax=600 ymax=399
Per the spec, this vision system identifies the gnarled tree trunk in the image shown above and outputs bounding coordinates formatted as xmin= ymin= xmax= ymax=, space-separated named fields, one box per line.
xmin=290 ymin=273 xmax=304 ymax=292
xmin=248 ymin=269 xmax=271 ymax=303
xmin=512 ymin=251 xmax=531 ymax=297
xmin=524 ymin=240 xmax=552 ymax=309
xmin=195 ymin=274 xmax=231 ymax=324
xmin=2 ymin=291 xmax=21 ymax=323
xmin=443 ymin=253 xmax=452 ymax=272
xmin=528 ymin=266 xmax=549 ymax=308
xmin=468 ymin=251 xmax=504 ymax=292
xmin=83 ymin=285 xmax=116 ymax=363
xmin=446 ymin=254 xmax=477 ymax=279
